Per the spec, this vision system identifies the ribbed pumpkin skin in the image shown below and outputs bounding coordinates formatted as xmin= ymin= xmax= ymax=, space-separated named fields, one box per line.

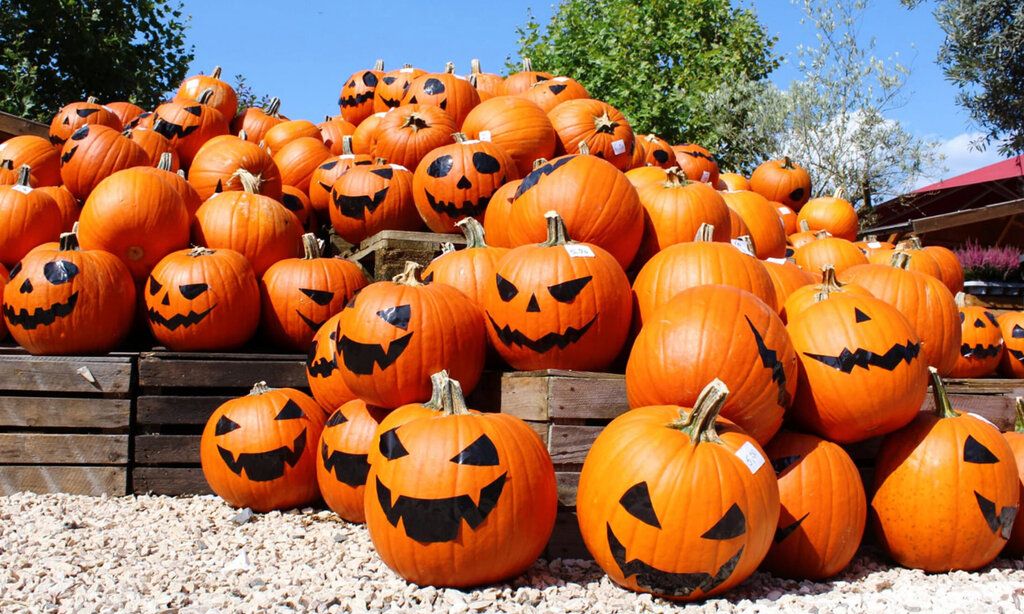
xmin=787 ymin=294 xmax=928 ymax=443
xmin=365 ymin=407 xmax=556 ymax=588
xmin=783 ymin=268 xmax=873 ymax=324
xmin=548 ymin=99 xmax=635 ymax=171
xmin=309 ymin=153 xmax=374 ymax=214
xmin=264 ymin=120 xmax=321 ymax=155
xmin=280 ymin=186 xmax=314 ymax=229
xmin=719 ymin=172 xmax=750 ymax=191
xmin=761 ymin=432 xmax=866 ymax=580
xmin=0 ymin=136 xmax=61 ymax=187
xmin=506 ymin=154 xmax=644 ymax=270
xmin=338 ymin=66 xmax=385 ymax=125
xmin=145 ymin=248 xmax=260 ymax=351
xmin=273 ymin=137 xmax=332 ymax=193
xmin=727 ymin=209 xmax=750 ymax=243
xmin=632 ymin=241 xmax=778 ymax=328
xmin=3 ymin=237 xmax=135 ymax=355
xmin=636 ymin=178 xmax=731 ymax=263
xmin=998 ymin=311 xmax=1024 ymax=378
xmin=626 ymin=285 xmax=796 ymax=444
xmin=188 ymin=135 xmax=283 ymax=201
xmin=926 ymin=244 xmax=964 ymax=294
xmin=480 ymin=179 xmax=521 ymax=248
xmin=59 ymin=125 xmax=149 ymax=200
xmin=79 ymin=167 xmax=189 ymax=281
xmin=351 ymin=112 xmax=387 ymax=155
xmin=176 ymin=69 xmax=238 ymax=120
xmin=134 ymin=165 xmax=203 ymax=217
xmin=521 ymin=77 xmax=589 ymax=113
xmin=504 ymin=64 xmax=554 ymax=96
xmin=316 ymin=400 xmax=390 ymax=522
xmin=462 ymin=96 xmax=557 ymax=177
xmin=373 ymin=104 xmax=459 ymax=171
xmin=577 ymin=401 xmax=780 ymax=601
xmin=319 ymin=117 xmax=357 ymax=155
xmin=306 ymin=312 xmax=358 ymax=411
xmin=192 ymin=191 xmax=303 ymax=277
xmin=1004 ymin=404 xmax=1024 ymax=556
xmin=841 ymin=263 xmax=961 ymax=376
xmin=763 ymin=259 xmax=815 ymax=313
xmin=0 ymin=177 xmax=62 ymax=267
xmin=329 ymin=163 xmax=419 ymax=244
xmin=423 ymin=221 xmax=509 ymax=307
xmin=750 ymin=158 xmax=812 ymax=210
xmin=374 ymin=67 xmax=425 ymax=113
xmin=402 ymin=70 xmax=481 ymax=127
xmin=794 ymin=238 xmax=868 ymax=279
xmin=867 ymin=248 xmax=943 ymax=279
xmin=632 ymin=134 xmax=676 ymax=169
xmin=722 ymin=190 xmax=788 ymax=259
xmin=468 ymin=63 xmax=504 ymax=101
xmin=671 ymin=144 xmax=720 ymax=185
xmin=48 ymin=100 xmax=122 ymax=147
xmin=0 ymin=263 xmax=7 ymax=340
xmin=105 ymin=101 xmax=145 ymax=127
xmin=126 ymin=127 xmax=179 ymax=170
xmin=797 ymin=194 xmax=859 ymax=241
xmin=872 ymin=401 xmax=1018 ymax=571
xmin=152 ymin=99 xmax=229 ymax=167
xmin=231 ymin=104 xmax=285 ymax=144
xmin=624 ymin=165 xmax=670 ymax=192
xmin=775 ymin=203 xmax=798 ymax=235
xmin=200 ymin=386 xmax=325 ymax=512
xmin=35 ymin=186 xmax=80 ymax=233
xmin=951 ymin=305 xmax=1004 ymax=378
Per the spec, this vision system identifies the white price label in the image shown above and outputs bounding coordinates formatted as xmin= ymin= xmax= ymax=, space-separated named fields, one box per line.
xmin=700 ymin=171 xmax=711 ymax=183
xmin=564 ymin=244 xmax=595 ymax=258
xmin=390 ymin=164 xmax=408 ymax=172
xmin=777 ymin=206 xmax=789 ymax=215
xmin=735 ymin=442 xmax=766 ymax=474
xmin=478 ymin=130 xmax=492 ymax=142
xmin=731 ymin=239 xmax=755 ymax=256
xmin=11 ymin=185 xmax=31 ymax=195
xmin=766 ymin=257 xmax=787 ymax=265
xmin=968 ymin=412 xmax=997 ymax=428
xmin=867 ymin=241 xmax=882 ymax=249
xmin=611 ymin=139 xmax=626 ymax=155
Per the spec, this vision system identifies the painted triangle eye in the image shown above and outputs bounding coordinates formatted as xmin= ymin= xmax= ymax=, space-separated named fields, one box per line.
xmin=985 ymin=312 xmax=999 ymax=327
xmin=423 ymin=78 xmax=445 ymax=95
xmin=379 ymin=428 xmax=409 ymax=460
xmin=974 ymin=318 xmax=986 ymax=328
xmin=701 ymin=503 xmax=746 ymax=540
xmin=496 ymin=274 xmax=519 ymax=301
xmin=619 ymin=482 xmax=661 ymax=528
xmin=376 ymin=304 xmax=411 ymax=329
xmin=450 ymin=435 xmax=499 ymax=466
xmin=362 ymin=71 xmax=378 ymax=87
xmin=300 ymin=288 xmax=334 ymax=306
xmin=179 ymin=283 xmax=209 ymax=300
xmin=325 ymin=411 xmax=348 ymax=427
xmin=964 ymin=435 xmax=999 ymax=463
xmin=854 ymin=308 xmax=871 ymax=323
xmin=383 ymin=76 xmax=397 ymax=85
xmin=148 ymin=275 xmax=163 ymax=295
xmin=215 ymin=415 xmax=241 ymax=436
xmin=548 ymin=276 xmax=592 ymax=302
xmin=274 ymin=399 xmax=305 ymax=420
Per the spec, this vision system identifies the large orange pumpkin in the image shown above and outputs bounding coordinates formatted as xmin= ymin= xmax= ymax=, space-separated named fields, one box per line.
xmin=520 ymin=76 xmax=589 ymax=113
xmin=671 ymin=144 xmax=720 ymax=186
xmin=0 ymin=135 xmax=61 ymax=187
xmin=317 ymin=399 xmax=390 ymax=522
xmin=466 ymin=59 xmax=504 ymax=101
xmin=59 ymin=125 xmax=149 ymax=201
xmin=1004 ymin=399 xmax=1024 ymax=556
xmin=797 ymin=188 xmax=859 ymax=241
xmin=750 ymin=157 xmax=812 ymax=210
xmin=793 ymin=237 xmax=868 ymax=279
xmin=784 ymin=264 xmax=873 ymax=323
xmin=330 ymin=160 xmax=419 ymax=244
xmin=0 ymin=166 xmax=62 ymax=267
xmin=105 ymin=101 xmax=145 ymax=128
xmin=126 ymin=124 xmax=179 ymax=171
xmin=480 ymin=177 xmax=521 ymax=248
xmin=264 ymin=119 xmax=321 ymax=155
xmin=548 ymin=99 xmax=635 ymax=171
xmin=950 ymin=293 xmax=1004 ymax=378
xmin=503 ymin=57 xmax=553 ymax=96
xmin=763 ymin=258 xmax=815 ymax=312
xmin=273 ymin=136 xmax=332 ymax=193
xmin=34 ymin=185 xmax=80 ymax=233
xmin=422 ymin=218 xmax=509 ymax=307
xmin=188 ymin=133 xmax=283 ymax=201
xmin=135 ymin=152 xmax=202 ymax=217
xmin=402 ymin=62 xmax=481 ymax=127
xmin=152 ymin=92 xmax=229 ymax=167
xmin=374 ymin=65 xmax=425 ymax=112
xmin=351 ymin=112 xmax=388 ymax=155
xmin=308 ymin=137 xmax=374 ymax=215
xmin=372 ymin=103 xmax=458 ymax=171
xmin=231 ymin=96 xmax=286 ymax=144
xmin=338 ymin=60 xmax=385 ymax=125
xmin=462 ymin=96 xmax=557 ymax=176
xmin=635 ymin=169 xmax=731 ymax=263
xmin=722 ymin=190 xmax=788 ymax=259
xmin=998 ymin=311 xmax=1024 ymax=378
xmin=175 ymin=66 xmax=238 ymax=121
xmin=48 ymin=98 xmax=122 ymax=147
xmin=306 ymin=312 xmax=358 ymax=412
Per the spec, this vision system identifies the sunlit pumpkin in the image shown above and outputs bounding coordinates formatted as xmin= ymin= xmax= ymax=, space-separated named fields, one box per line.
xmin=317 ymin=399 xmax=391 ymax=522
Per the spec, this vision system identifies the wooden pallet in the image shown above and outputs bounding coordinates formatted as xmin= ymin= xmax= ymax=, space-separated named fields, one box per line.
xmin=132 ymin=351 xmax=309 ymax=496
xmin=0 ymin=351 xmax=134 ymax=496
xmin=347 ymin=229 xmax=464 ymax=281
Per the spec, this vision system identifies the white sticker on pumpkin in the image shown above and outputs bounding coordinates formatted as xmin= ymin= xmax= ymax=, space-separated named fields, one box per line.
xmin=11 ymin=185 xmax=32 ymax=195
xmin=735 ymin=441 xmax=766 ymax=474
xmin=400 ymin=67 xmax=415 ymax=73
xmin=766 ymin=257 xmax=788 ymax=265
xmin=611 ymin=139 xmax=626 ymax=155
xmin=478 ymin=130 xmax=492 ymax=142
xmin=565 ymin=244 xmax=595 ymax=258
xmin=731 ymin=239 xmax=755 ymax=256
xmin=390 ymin=164 xmax=408 ymax=171
xmin=968 ymin=412 xmax=997 ymax=428
xmin=867 ymin=241 xmax=882 ymax=249
xmin=777 ymin=206 xmax=789 ymax=215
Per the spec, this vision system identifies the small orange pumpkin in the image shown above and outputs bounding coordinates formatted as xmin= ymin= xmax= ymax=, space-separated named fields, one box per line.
xmin=273 ymin=137 xmax=332 ymax=193
xmin=466 ymin=59 xmax=504 ymax=101
xmin=330 ymin=160 xmax=419 ymax=244
xmin=671 ymin=143 xmax=720 ymax=185
xmin=374 ymin=65 xmax=426 ymax=112
xmin=175 ymin=66 xmax=238 ymax=121
xmin=316 ymin=399 xmax=390 ymax=522
xmin=521 ymin=76 xmax=590 ymax=113
xmin=0 ymin=166 xmax=62 ymax=267
xmin=372 ymin=103 xmax=459 ymax=170
xmin=502 ymin=58 xmax=553 ymax=96
xmin=750 ymin=157 xmax=812 ymax=210
xmin=797 ymin=188 xmax=859 ymax=241
xmin=231 ymin=96 xmax=286 ymax=144
xmin=59 ymin=125 xmax=149 ymax=201
xmin=338 ymin=60 xmax=385 ymax=125
xmin=950 ymin=293 xmax=1004 ymax=378
xmin=998 ymin=311 xmax=1024 ymax=378
xmin=422 ymin=218 xmax=509 ymax=307
xmin=0 ymin=135 xmax=61 ymax=187
xmin=306 ymin=311 xmax=358 ymax=412
xmin=402 ymin=62 xmax=481 ymax=127
xmin=549 ymin=99 xmax=635 ymax=171
xmin=635 ymin=169 xmax=732 ymax=263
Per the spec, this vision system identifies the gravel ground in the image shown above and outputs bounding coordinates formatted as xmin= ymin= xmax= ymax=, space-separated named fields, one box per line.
xmin=1 ymin=493 xmax=1022 ymax=613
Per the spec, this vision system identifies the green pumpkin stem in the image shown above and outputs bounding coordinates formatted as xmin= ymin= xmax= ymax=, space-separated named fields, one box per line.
xmin=1015 ymin=398 xmax=1024 ymax=433
xmin=456 ymin=217 xmax=488 ymax=249
xmin=58 ymin=232 xmax=80 ymax=252
xmin=301 ymin=233 xmax=321 ymax=259
xmin=693 ymin=223 xmax=715 ymax=242
xmin=15 ymin=164 xmax=31 ymax=188
xmin=541 ymin=210 xmax=572 ymax=246
xmin=671 ymin=379 xmax=729 ymax=444
xmin=232 ymin=168 xmax=262 ymax=194
xmin=210 ymin=66 xmax=222 ymax=80
xmin=265 ymin=97 xmax=281 ymax=116
xmin=929 ymin=367 xmax=959 ymax=419
xmin=393 ymin=261 xmax=423 ymax=286
xmin=249 ymin=381 xmax=271 ymax=396
xmin=431 ymin=370 xmax=470 ymax=416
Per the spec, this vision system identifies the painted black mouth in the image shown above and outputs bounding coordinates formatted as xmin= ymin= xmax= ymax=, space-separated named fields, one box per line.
xmin=607 ymin=523 xmax=743 ymax=598
xmin=376 ymin=473 xmax=507 ymax=543
xmin=960 ymin=343 xmax=1002 ymax=359
xmin=803 ymin=340 xmax=921 ymax=373
xmin=378 ymin=96 xmax=403 ymax=108
xmin=306 ymin=340 xmax=338 ymax=378
xmin=3 ymin=292 xmax=79 ymax=330
xmin=217 ymin=429 xmax=307 ymax=482
xmin=423 ymin=190 xmax=492 ymax=218
xmin=514 ymin=156 xmax=573 ymax=200
xmin=339 ymin=91 xmax=374 ymax=108
xmin=147 ymin=305 xmax=215 ymax=331
xmin=486 ymin=313 xmax=596 ymax=354
xmin=152 ymin=120 xmax=199 ymax=140
xmin=1009 ymin=348 xmax=1023 ymax=365
xmin=296 ymin=311 xmax=327 ymax=332
xmin=745 ymin=315 xmax=790 ymax=408
xmin=333 ymin=187 xmax=388 ymax=219
xmin=337 ymin=332 xmax=414 ymax=375
xmin=975 ymin=491 xmax=1017 ymax=539
xmin=320 ymin=443 xmax=371 ymax=487
xmin=60 ymin=146 xmax=78 ymax=164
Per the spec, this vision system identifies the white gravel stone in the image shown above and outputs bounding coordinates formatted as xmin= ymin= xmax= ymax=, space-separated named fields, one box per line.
xmin=1 ymin=492 xmax=1022 ymax=613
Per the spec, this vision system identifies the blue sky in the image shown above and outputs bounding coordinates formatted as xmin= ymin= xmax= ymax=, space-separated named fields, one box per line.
xmin=178 ymin=0 xmax=1002 ymax=179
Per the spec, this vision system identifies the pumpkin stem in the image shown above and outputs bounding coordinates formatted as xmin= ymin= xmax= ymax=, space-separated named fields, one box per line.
xmin=813 ymin=230 xmax=831 ymax=239
xmin=452 ymin=132 xmax=468 ymax=143
xmin=156 ymin=152 xmax=174 ymax=172
xmin=188 ymin=246 xmax=215 ymax=258
xmin=58 ymin=232 xmax=80 ymax=252
xmin=232 ymin=168 xmax=262 ymax=194
xmin=444 ymin=61 xmax=455 ymax=74
xmin=799 ymin=219 xmax=810 ymax=232
xmin=644 ymin=134 xmax=660 ymax=143
xmin=1015 ymin=398 xmax=1024 ymax=433
xmin=671 ymin=379 xmax=729 ymax=444
xmin=401 ymin=113 xmax=429 ymax=132
xmin=15 ymin=164 xmax=31 ymax=188
xmin=833 ymin=187 xmax=845 ymax=200
xmin=393 ymin=261 xmax=423 ymax=286
xmin=468 ymin=74 xmax=479 ymax=88
xmin=928 ymin=367 xmax=959 ymax=419
xmin=733 ymin=235 xmax=755 ymax=256
xmin=439 ymin=241 xmax=456 ymax=255
xmin=428 ymin=370 xmax=470 ymax=416
xmin=577 ymin=142 xmax=591 ymax=156
xmin=456 ymin=217 xmax=488 ymax=249
xmin=341 ymin=135 xmax=354 ymax=156
xmin=812 ymin=265 xmax=843 ymax=302
xmin=693 ymin=223 xmax=715 ymax=242
xmin=86 ymin=96 xmax=98 ymax=104
xmin=898 ymin=236 xmax=923 ymax=250
xmin=593 ymin=111 xmax=618 ymax=134
xmin=541 ymin=210 xmax=572 ymax=246
xmin=522 ymin=57 xmax=533 ymax=71
xmin=890 ymin=251 xmax=911 ymax=270
xmin=470 ymin=58 xmax=482 ymax=74
xmin=249 ymin=381 xmax=272 ymax=396
xmin=954 ymin=292 xmax=968 ymax=308
xmin=198 ymin=88 xmax=215 ymax=105
xmin=265 ymin=97 xmax=281 ymax=116
xmin=782 ymin=156 xmax=795 ymax=170
xmin=663 ymin=167 xmax=689 ymax=187
xmin=301 ymin=233 xmax=321 ymax=259
xmin=373 ymin=59 xmax=384 ymax=71
xmin=210 ymin=66 xmax=222 ymax=79
xmin=238 ymin=129 xmax=249 ymax=141
xmin=374 ymin=156 xmax=388 ymax=165
xmin=532 ymin=158 xmax=548 ymax=170
xmin=864 ymin=234 xmax=878 ymax=242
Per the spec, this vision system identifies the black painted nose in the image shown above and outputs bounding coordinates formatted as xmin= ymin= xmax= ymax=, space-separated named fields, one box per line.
xmin=526 ymin=294 xmax=541 ymax=312
xmin=457 ymin=175 xmax=472 ymax=189
xmin=19 ymin=279 xmax=33 ymax=294
xmin=162 ymin=293 xmax=170 ymax=306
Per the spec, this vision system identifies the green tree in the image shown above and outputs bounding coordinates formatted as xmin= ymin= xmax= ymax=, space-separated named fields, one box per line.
xmin=512 ymin=0 xmax=780 ymax=170
xmin=904 ymin=0 xmax=1024 ymax=155
xmin=0 ymin=0 xmax=193 ymax=122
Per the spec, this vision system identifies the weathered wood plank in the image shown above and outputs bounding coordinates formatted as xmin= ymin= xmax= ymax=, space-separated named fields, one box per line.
xmin=526 ymin=421 xmax=549 ymax=446
xmin=0 ymin=111 xmax=49 ymax=139
xmin=941 ymin=379 xmax=1024 ymax=395
xmin=133 ymin=467 xmax=211 ymax=496
xmin=0 ymin=356 xmax=133 ymax=394
xmin=136 ymin=396 xmax=231 ymax=426
xmin=499 ymin=375 xmax=552 ymax=421
xmin=547 ymin=376 xmax=628 ymax=421
xmin=0 ymin=397 xmax=131 ymax=429
xmin=138 ymin=357 xmax=307 ymax=388
xmin=921 ymin=393 xmax=1018 ymax=431
xmin=0 ymin=465 xmax=126 ymax=496
xmin=556 ymin=471 xmax=580 ymax=507
xmin=548 ymin=425 xmax=602 ymax=465
xmin=546 ymin=507 xmax=589 ymax=560
xmin=0 ymin=434 xmax=128 ymax=464
xmin=134 ymin=435 xmax=201 ymax=465
xmin=358 ymin=229 xmax=464 ymax=252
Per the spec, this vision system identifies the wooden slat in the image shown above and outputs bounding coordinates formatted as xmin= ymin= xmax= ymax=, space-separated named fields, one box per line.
xmin=921 ymin=393 xmax=1018 ymax=431
xmin=138 ymin=356 xmax=307 ymax=388
xmin=912 ymin=198 xmax=1024 ymax=234
xmin=0 ymin=397 xmax=130 ymax=429
xmin=545 ymin=507 xmax=589 ymax=560
xmin=556 ymin=471 xmax=580 ymax=507
xmin=498 ymin=375 xmax=552 ymax=421
xmin=0 ymin=355 xmax=133 ymax=394
xmin=526 ymin=421 xmax=549 ymax=446
xmin=0 ymin=111 xmax=49 ymax=139
xmin=0 ymin=434 xmax=128 ymax=464
xmin=499 ymin=371 xmax=627 ymax=421
xmin=358 ymin=229 xmax=464 ymax=252
xmin=134 ymin=434 xmax=201 ymax=465
xmin=548 ymin=425 xmax=602 ymax=464
xmin=133 ymin=467 xmax=212 ymax=495
xmin=136 ymin=396 xmax=231 ymax=426
xmin=941 ymin=380 xmax=1024 ymax=395
xmin=0 ymin=465 xmax=126 ymax=496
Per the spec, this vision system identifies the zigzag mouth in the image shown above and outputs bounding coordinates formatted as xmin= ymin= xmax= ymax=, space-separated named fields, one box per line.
xmin=339 ymin=92 xmax=374 ymax=108
xmin=147 ymin=305 xmax=216 ymax=331
xmin=217 ymin=430 xmax=307 ymax=482
xmin=378 ymin=96 xmax=403 ymax=108
xmin=424 ymin=190 xmax=493 ymax=218
xmin=337 ymin=332 xmax=414 ymax=375
xmin=486 ymin=313 xmax=596 ymax=353
xmin=320 ymin=443 xmax=371 ymax=487
xmin=1009 ymin=348 xmax=1023 ymax=365
xmin=296 ymin=311 xmax=327 ymax=332
xmin=960 ymin=343 xmax=1002 ymax=359
xmin=3 ymin=292 xmax=79 ymax=330
xmin=152 ymin=121 xmax=199 ymax=140
xmin=803 ymin=340 xmax=920 ymax=373
xmin=376 ymin=473 xmax=507 ymax=543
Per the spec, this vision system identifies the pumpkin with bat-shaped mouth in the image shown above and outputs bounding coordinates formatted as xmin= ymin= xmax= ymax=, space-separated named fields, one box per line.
xmin=316 ymin=399 xmax=390 ymax=522
xmin=365 ymin=371 xmax=556 ymax=587
xmin=260 ymin=234 xmax=368 ymax=351
xmin=484 ymin=212 xmax=631 ymax=371
xmin=146 ymin=247 xmax=260 ymax=351
xmin=951 ymin=293 xmax=1004 ymax=378
xmin=48 ymin=97 xmax=122 ymax=147
xmin=335 ymin=261 xmax=486 ymax=408
xmin=401 ymin=62 xmax=481 ymax=127
xmin=761 ymin=431 xmax=866 ymax=580
xmin=3 ymin=232 xmax=135 ymax=355
xmin=578 ymin=380 xmax=780 ymax=601
xmin=787 ymin=293 xmax=928 ymax=443
xmin=671 ymin=143 xmax=720 ymax=186
xmin=306 ymin=312 xmax=357 ymax=412
xmin=330 ymin=159 xmax=419 ymax=244
xmin=413 ymin=133 xmax=519 ymax=233
xmin=338 ymin=60 xmax=385 ymax=125
xmin=872 ymin=369 xmax=1019 ymax=571
xmin=374 ymin=65 xmax=425 ymax=112
xmin=201 ymin=382 xmax=325 ymax=512
xmin=998 ymin=311 xmax=1024 ymax=378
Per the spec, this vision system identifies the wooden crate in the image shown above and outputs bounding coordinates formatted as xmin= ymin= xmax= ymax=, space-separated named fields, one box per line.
xmin=132 ymin=351 xmax=309 ymax=496
xmin=0 ymin=351 xmax=134 ymax=496
xmin=348 ymin=230 xmax=464 ymax=281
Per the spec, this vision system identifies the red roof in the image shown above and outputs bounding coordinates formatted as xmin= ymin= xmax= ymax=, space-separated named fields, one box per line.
xmin=913 ymin=154 xmax=1024 ymax=193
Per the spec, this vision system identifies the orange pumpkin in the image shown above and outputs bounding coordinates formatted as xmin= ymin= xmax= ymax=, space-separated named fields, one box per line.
xmin=624 ymin=165 xmax=671 ymax=193
xmin=1004 ymin=399 xmax=1024 ymax=556
xmin=306 ymin=311 xmax=358 ymax=412
xmin=338 ymin=60 xmax=385 ymax=125
xmin=188 ymin=134 xmax=283 ymax=201
xmin=329 ymin=160 xmax=419 ymax=244
xmin=48 ymin=98 xmax=122 ymax=147
xmin=135 ymin=152 xmax=203 ymax=217
xmin=549 ymin=99 xmax=635 ymax=171
xmin=152 ymin=91 xmax=229 ymax=167
xmin=351 ymin=111 xmax=388 ymax=155
xmin=423 ymin=218 xmax=509 ymax=307
xmin=280 ymin=185 xmax=314 ymax=229
xmin=273 ymin=136 xmax=332 ymax=193
xmin=855 ymin=235 xmax=896 ymax=258
xmin=0 ymin=166 xmax=62 ymax=267
xmin=231 ymin=96 xmax=286 ymax=144
xmin=35 ymin=185 xmax=80 ymax=233
xmin=317 ymin=399 xmax=391 ymax=522
xmin=671 ymin=144 xmax=720 ymax=186
xmin=775 ymin=202 xmax=798 ymax=235
xmin=750 ymin=157 xmax=812 ymax=210
xmin=308 ymin=136 xmax=374 ymax=215
xmin=480 ymin=177 xmax=521 ymax=248
xmin=635 ymin=169 xmax=731 ymax=263
xmin=503 ymin=58 xmax=553 ymax=96
xmin=466 ymin=59 xmax=504 ymax=101
xmin=797 ymin=188 xmax=859 ymax=241
xmin=59 ymin=125 xmax=149 ymax=201
xmin=998 ymin=311 xmax=1024 ymax=378
xmin=793 ymin=237 xmax=868 ymax=279
xmin=402 ymin=62 xmax=481 ymax=127
xmin=104 ymin=101 xmax=146 ymax=128
xmin=372 ymin=103 xmax=459 ymax=170
xmin=374 ymin=65 xmax=425 ymax=112
xmin=0 ymin=135 xmax=61 ymax=187
xmin=784 ymin=264 xmax=873 ymax=323
xmin=633 ymin=134 xmax=676 ymax=169
xmin=721 ymin=190 xmax=788 ymax=259
xmin=763 ymin=258 xmax=815 ymax=312
xmin=950 ymin=293 xmax=1004 ymax=378
xmin=264 ymin=119 xmax=321 ymax=154
xmin=462 ymin=96 xmax=557 ymax=176
xmin=719 ymin=172 xmax=750 ymax=191
xmin=126 ymin=124 xmax=179 ymax=171
xmin=520 ymin=76 xmax=590 ymax=113
xmin=318 ymin=116 xmax=357 ymax=156
xmin=175 ymin=66 xmax=238 ymax=121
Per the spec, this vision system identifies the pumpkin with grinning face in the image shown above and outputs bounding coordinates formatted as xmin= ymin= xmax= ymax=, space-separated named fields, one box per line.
xmin=338 ymin=60 xmax=385 ymax=125
xmin=329 ymin=160 xmax=419 ymax=244
xmin=998 ymin=311 xmax=1024 ymax=378
xmin=317 ymin=399 xmax=390 ymax=523
xmin=951 ymin=293 xmax=1004 ymax=378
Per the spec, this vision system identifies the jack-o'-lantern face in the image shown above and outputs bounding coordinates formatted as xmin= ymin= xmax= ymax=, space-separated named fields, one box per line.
xmin=374 ymin=67 xmax=425 ymax=112
xmin=954 ymin=306 xmax=1004 ymax=377
xmin=3 ymin=259 xmax=81 ymax=331
xmin=320 ymin=410 xmax=372 ymax=487
xmin=146 ymin=274 xmax=215 ymax=331
xmin=214 ymin=396 xmax=310 ymax=481
xmin=337 ymin=62 xmax=384 ymax=125
xmin=336 ymin=298 xmax=413 ymax=376
xmin=488 ymin=271 xmax=596 ymax=352
xmin=998 ymin=312 xmax=1024 ymax=376
xmin=960 ymin=433 xmax=1018 ymax=538
xmin=316 ymin=400 xmax=390 ymax=523
xmin=307 ymin=333 xmax=339 ymax=378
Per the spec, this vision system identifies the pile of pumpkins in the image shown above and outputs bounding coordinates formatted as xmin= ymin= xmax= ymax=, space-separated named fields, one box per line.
xmin=2 ymin=58 xmax=1024 ymax=601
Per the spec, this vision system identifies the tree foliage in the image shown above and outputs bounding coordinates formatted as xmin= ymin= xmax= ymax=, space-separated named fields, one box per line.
xmin=512 ymin=0 xmax=780 ymax=170
xmin=0 ymin=0 xmax=193 ymax=122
